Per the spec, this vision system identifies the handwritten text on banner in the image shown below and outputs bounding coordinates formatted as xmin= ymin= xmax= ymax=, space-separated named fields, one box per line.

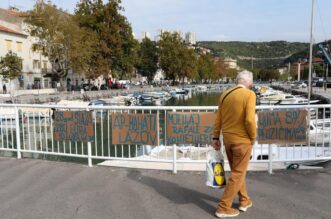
xmin=54 ymin=111 xmax=94 ymax=142
xmin=166 ymin=112 xmax=216 ymax=145
xmin=257 ymin=110 xmax=308 ymax=144
xmin=111 ymin=114 xmax=158 ymax=145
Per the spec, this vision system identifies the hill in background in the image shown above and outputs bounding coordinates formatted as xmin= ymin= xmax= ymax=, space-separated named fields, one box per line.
xmin=198 ymin=41 xmax=309 ymax=69
xmin=283 ymin=40 xmax=331 ymax=65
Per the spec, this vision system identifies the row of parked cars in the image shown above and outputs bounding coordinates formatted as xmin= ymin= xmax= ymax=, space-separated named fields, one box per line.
xmin=289 ymin=78 xmax=331 ymax=89
xmin=67 ymin=83 xmax=129 ymax=91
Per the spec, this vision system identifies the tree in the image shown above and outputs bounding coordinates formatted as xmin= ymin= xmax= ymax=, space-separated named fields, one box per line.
xmin=24 ymin=0 xmax=96 ymax=80
xmin=159 ymin=32 xmax=184 ymax=83
xmin=258 ymin=69 xmax=280 ymax=81
xmin=136 ymin=38 xmax=158 ymax=83
xmin=0 ymin=51 xmax=22 ymax=79
xmin=214 ymin=58 xmax=228 ymax=80
xmin=178 ymin=47 xmax=197 ymax=82
xmin=196 ymin=54 xmax=215 ymax=82
xmin=159 ymin=32 xmax=198 ymax=84
xmin=75 ymin=0 xmax=139 ymax=79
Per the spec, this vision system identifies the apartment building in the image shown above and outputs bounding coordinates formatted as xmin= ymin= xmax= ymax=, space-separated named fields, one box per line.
xmin=0 ymin=7 xmax=52 ymax=92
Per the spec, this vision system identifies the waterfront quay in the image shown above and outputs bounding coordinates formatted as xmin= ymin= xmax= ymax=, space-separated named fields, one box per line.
xmin=272 ymin=84 xmax=331 ymax=104
xmin=0 ymin=157 xmax=330 ymax=219
xmin=0 ymin=86 xmax=166 ymax=104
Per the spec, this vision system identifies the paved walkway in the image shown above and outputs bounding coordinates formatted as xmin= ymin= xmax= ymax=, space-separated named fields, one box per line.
xmin=0 ymin=158 xmax=330 ymax=219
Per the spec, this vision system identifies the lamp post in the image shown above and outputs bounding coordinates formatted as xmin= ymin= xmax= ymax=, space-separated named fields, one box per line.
xmin=308 ymin=0 xmax=315 ymax=103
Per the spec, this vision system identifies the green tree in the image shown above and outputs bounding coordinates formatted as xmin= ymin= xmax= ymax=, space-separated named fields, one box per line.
xmin=0 ymin=51 xmax=22 ymax=79
xmin=196 ymin=54 xmax=215 ymax=81
xmin=159 ymin=32 xmax=183 ymax=83
xmin=75 ymin=0 xmax=138 ymax=79
xmin=214 ymin=58 xmax=228 ymax=80
xmin=136 ymin=38 xmax=158 ymax=83
xmin=24 ymin=0 xmax=96 ymax=80
xmin=313 ymin=64 xmax=324 ymax=77
xmin=258 ymin=69 xmax=280 ymax=81
xmin=159 ymin=32 xmax=198 ymax=84
xmin=179 ymin=47 xmax=197 ymax=82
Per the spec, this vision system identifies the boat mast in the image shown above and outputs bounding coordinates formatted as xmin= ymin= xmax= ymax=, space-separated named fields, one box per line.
xmin=308 ymin=0 xmax=315 ymax=103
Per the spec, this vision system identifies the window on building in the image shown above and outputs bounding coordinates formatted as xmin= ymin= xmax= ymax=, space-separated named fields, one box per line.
xmin=33 ymin=60 xmax=41 ymax=69
xmin=44 ymin=79 xmax=49 ymax=88
xmin=19 ymin=59 xmax=23 ymax=70
xmin=33 ymin=78 xmax=41 ymax=89
xmin=42 ymin=61 xmax=48 ymax=71
xmin=16 ymin=41 xmax=22 ymax=52
xmin=5 ymin=39 xmax=12 ymax=51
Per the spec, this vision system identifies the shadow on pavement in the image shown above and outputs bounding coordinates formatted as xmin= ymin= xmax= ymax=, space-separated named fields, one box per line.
xmin=127 ymin=171 xmax=218 ymax=216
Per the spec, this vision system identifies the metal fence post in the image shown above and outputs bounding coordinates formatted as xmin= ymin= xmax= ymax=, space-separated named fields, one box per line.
xmin=172 ymin=109 xmax=177 ymax=174
xmin=88 ymin=142 xmax=92 ymax=167
xmin=268 ymin=144 xmax=273 ymax=174
xmin=173 ymin=144 xmax=177 ymax=174
xmin=15 ymin=106 xmax=21 ymax=159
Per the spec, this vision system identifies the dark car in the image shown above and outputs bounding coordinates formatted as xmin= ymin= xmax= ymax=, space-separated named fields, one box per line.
xmin=82 ymin=83 xmax=98 ymax=91
xmin=315 ymin=81 xmax=324 ymax=87
xmin=111 ymin=83 xmax=124 ymax=89
xmin=100 ymin=84 xmax=108 ymax=90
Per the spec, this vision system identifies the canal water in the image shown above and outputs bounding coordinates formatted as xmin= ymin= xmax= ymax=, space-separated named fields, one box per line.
xmin=165 ymin=92 xmax=221 ymax=106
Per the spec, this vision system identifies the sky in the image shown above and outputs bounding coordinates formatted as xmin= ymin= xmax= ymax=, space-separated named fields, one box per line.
xmin=1 ymin=0 xmax=330 ymax=42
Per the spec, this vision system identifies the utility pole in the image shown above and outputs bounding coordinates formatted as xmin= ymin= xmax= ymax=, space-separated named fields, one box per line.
xmin=251 ymin=56 xmax=254 ymax=70
xmin=308 ymin=0 xmax=315 ymax=103
xmin=327 ymin=64 xmax=329 ymax=79
xmin=288 ymin=62 xmax=291 ymax=80
xmin=297 ymin=62 xmax=301 ymax=81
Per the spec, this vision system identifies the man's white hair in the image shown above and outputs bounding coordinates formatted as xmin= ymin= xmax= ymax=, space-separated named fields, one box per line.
xmin=236 ymin=70 xmax=253 ymax=84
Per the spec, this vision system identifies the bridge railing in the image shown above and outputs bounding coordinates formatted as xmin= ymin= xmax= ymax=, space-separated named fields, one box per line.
xmin=0 ymin=104 xmax=331 ymax=174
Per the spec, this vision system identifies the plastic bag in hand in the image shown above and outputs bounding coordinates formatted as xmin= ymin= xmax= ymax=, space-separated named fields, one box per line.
xmin=206 ymin=149 xmax=226 ymax=189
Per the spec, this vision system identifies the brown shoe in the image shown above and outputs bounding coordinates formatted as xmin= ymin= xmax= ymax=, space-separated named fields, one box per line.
xmin=215 ymin=208 xmax=240 ymax=218
xmin=239 ymin=201 xmax=253 ymax=212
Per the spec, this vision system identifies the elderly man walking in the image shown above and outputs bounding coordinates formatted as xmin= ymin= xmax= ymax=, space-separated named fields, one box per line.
xmin=213 ymin=71 xmax=256 ymax=218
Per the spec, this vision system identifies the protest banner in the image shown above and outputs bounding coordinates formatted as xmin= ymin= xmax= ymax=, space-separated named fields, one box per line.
xmin=111 ymin=113 xmax=158 ymax=145
xmin=166 ymin=112 xmax=216 ymax=145
xmin=54 ymin=111 xmax=94 ymax=142
xmin=257 ymin=110 xmax=308 ymax=144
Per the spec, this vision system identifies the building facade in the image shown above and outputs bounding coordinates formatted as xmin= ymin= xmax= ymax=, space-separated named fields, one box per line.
xmin=142 ymin=31 xmax=150 ymax=40
xmin=223 ymin=58 xmax=240 ymax=70
xmin=185 ymin=32 xmax=196 ymax=45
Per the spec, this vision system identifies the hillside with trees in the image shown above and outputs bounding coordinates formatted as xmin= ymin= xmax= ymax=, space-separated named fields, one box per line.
xmin=198 ymin=41 xmax=309 ymax=69
xmin=283 ymin=40 xmax=331 ymax=64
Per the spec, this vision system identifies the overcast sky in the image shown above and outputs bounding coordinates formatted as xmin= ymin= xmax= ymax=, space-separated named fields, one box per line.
xmin=1 ymin=0 xmax=330 ymax=42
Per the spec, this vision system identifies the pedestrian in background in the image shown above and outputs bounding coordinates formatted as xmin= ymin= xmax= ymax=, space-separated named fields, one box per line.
xmin=3 ymin=84 xmax=7 ymax=94
xmin=213 ymin=70 xmax=256 ymax=218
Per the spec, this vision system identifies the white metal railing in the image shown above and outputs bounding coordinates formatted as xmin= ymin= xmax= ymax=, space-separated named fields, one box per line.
xmin=1 ymin=103 xmax=331 ymax=174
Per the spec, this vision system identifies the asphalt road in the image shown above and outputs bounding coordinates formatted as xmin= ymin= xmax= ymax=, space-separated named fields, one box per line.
xmin=0 ymin=158 xmax=330 ymax=219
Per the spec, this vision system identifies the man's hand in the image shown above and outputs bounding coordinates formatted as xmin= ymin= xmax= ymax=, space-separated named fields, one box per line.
xmin=213 ymin=139 xmax=221 ymax=151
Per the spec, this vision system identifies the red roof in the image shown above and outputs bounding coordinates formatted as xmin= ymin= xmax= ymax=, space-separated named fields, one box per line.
xmin=0 ymin=8 xmax=22 ymax=16
xmin=0 ymin=24 xmax=26 ymax=36
xmin=312 ymin=57 xmax=324 ymax=63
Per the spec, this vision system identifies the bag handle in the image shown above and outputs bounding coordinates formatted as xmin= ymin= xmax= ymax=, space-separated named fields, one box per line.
xmin=220 ymin=86 xmax=242 ymax=106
